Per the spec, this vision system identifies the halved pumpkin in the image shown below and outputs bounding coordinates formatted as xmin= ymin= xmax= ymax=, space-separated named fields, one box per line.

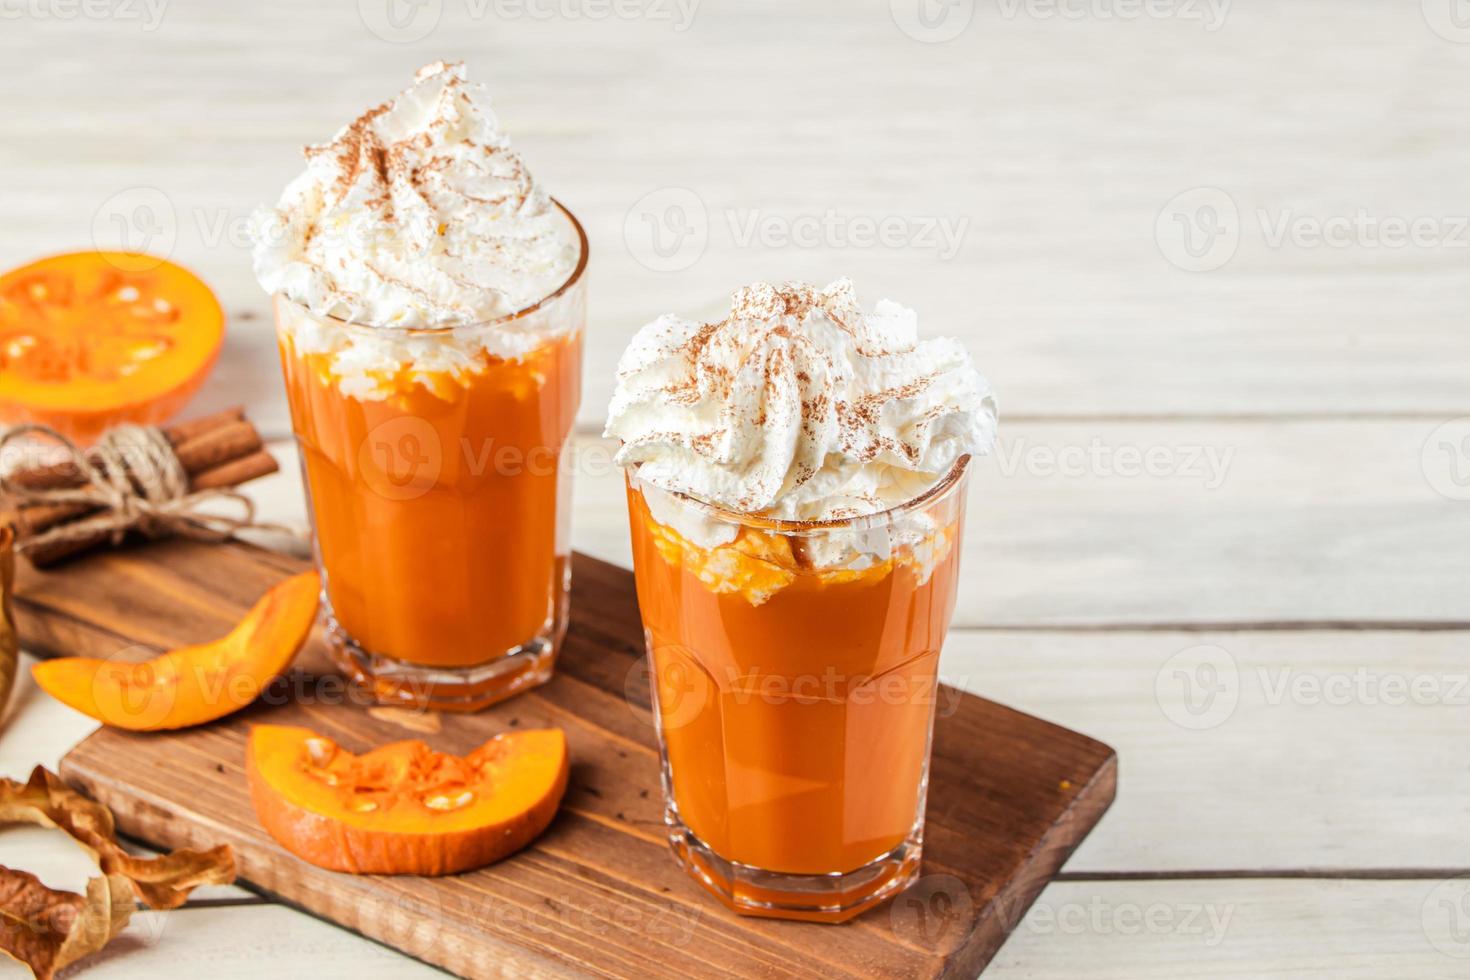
xmin=247 ymin=725 xmax=568 ymax=875
xmin=32 ymin=571 xmax=320 ymax=731
xmin=0 ymin=251 xmax=226 ymax=443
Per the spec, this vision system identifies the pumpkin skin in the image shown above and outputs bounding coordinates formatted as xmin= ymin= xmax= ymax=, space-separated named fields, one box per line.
xmin=247 ymin=725 xmax=568 ymax=875
xmin=32 ymin=571 xmax=320 ymax=731
xmin=0 ymin=251 xmax=226 ymax=443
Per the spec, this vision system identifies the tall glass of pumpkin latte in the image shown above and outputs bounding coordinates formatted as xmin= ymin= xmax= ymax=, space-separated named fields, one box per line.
xmin=606 ymin=279 xmax=996 ymax=922
xmin=252 ymin=62 xmax=587 ymax=712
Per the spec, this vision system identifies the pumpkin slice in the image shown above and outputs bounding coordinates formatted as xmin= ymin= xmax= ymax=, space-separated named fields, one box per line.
xmin=0 ymin=251 xmax=226 ymax=443
xmin=32 ymin=571 xmax=320 ymax=731
xmin=247 ymin=725 xmax=568 ymax=875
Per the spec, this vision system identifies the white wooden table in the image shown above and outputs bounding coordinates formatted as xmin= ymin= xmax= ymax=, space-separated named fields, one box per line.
xmin=3 ymin=1 xmax=1470 ymax=976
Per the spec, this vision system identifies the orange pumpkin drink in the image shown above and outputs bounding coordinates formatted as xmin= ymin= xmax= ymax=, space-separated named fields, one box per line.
xmin=252 ymin=62 xmax=588 ymax=711
xmin=607 ymin=280 xmax=997 ymax=922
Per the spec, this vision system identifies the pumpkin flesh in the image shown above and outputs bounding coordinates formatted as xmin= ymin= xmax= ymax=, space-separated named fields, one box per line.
xmin=0 ymin=251 xmax=225 ymax=442
xmin=247 ymin=725 xmax=568 ymax=875
xmin=31 ymin=571 xmax=320 ymax=731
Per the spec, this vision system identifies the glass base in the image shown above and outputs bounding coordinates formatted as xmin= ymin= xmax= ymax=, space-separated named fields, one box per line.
xmin=666 ymin=815 xmax=923 ymax=924
xmin=323 ymin=607 xmax=561 ymax=713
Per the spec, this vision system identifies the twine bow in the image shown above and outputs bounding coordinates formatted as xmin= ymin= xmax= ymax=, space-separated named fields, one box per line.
xmin=0 ymin=423 xmax=270 ymax=555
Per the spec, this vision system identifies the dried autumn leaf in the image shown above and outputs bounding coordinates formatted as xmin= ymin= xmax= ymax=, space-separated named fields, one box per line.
xmin=0 ymin=526 xmax=15 ymax=723
xmin=0 ymin=866 xmax=131 ymax=980
xmin=0 ymin=767 xmax=235 ymax=910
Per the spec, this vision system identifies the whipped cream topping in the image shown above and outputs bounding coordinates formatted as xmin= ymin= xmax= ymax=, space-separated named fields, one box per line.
xmin=251 ymin=61 xmax=578 ymax=329
xmin=606 ymin=279 xmax=997 ymax=524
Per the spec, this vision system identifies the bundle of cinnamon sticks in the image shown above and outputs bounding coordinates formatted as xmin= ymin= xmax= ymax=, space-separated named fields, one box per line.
xmin=4 ymin=407 xmax=279 ymax=567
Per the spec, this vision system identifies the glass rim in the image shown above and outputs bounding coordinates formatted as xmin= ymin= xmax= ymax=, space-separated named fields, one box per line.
xmin=272 ymin=198 xmax=589 ymax=335
xmin=630 ymin=455 xmax=972 ymax=534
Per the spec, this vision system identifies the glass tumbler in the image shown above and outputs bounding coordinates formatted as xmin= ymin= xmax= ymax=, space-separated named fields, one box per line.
xmin=274 ymin=202 xmax=587 ymax=712
xmin=625 ymin=458 xmax=970 ymax=922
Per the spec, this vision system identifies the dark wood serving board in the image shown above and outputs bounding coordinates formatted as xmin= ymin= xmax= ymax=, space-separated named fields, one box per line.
xmin=12 ymin=539 xmax=1116 ymax=979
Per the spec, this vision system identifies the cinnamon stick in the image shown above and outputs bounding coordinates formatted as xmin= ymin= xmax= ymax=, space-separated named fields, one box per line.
xmin=8 ymin=409 xmax=281 ymax=567
xmin=189 ymin=451 xmax=279 ymax=491
xmin=7 ymin=407 xmax=251 ymax=492
xmin=22 ymin=530 xmax=104 ymax=568
xmin=18 ymin=447 xmax=281 ymax=539
xmin=15 ymin=501 xmax=94 ymax=538
xmin=173 ymin=421 xmax=265 ymax=475
xmin=164 ymin=406 xmax=246 ymax=447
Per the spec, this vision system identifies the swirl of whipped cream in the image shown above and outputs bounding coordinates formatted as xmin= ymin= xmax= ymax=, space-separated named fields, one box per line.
xmin=251 ymin=61 xmax=578 ymax=328
xmin=605 ymin=279 xmax=997 ymax=522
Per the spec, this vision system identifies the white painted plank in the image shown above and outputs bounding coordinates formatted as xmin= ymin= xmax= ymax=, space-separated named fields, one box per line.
xmin=985 ymin=878 xmax=1470 ymax=980
xmin=1 ymin=0 xmax=1467 ymax=435
xmin=0 ymin=877 xmax=1460 ymax=979
xmin=0 ymin=903 xmax=443 ymax=980
xmin=941 ymin=630 xmax=1470 ymax=873
xmin=0 ymin=654 xmax=96 ymax=777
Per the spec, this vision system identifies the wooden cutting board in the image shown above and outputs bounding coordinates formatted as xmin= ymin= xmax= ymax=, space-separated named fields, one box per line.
xmin=12 ymin=539 xmax=1116 ymax=980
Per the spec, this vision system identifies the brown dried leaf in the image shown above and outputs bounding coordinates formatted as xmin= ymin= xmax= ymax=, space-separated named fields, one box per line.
xmin=0 ymin=526 xmax=16 ymax=722
xmin=0 ymin=866 xmax=132 ymax=980
xmin=0 ymin=767 xmax=236 ymax=910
